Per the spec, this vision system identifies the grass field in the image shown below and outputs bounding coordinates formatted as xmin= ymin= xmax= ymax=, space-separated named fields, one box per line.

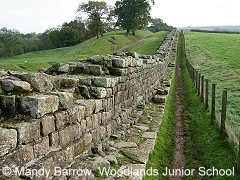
xmin=185 ymin=32 xmax=240 ymax=138
xmin=120 ymin=31 xmax=168 ymax=55
xmin=0 ymin=30 xmax=166 ymax=72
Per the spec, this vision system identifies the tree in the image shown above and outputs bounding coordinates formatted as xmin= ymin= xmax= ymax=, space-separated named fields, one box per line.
xmin=60 ymin=26 xmax=81 ymax=47
xmin=115 ymin=0 xmax=151 ymax=35
xmin=148 ymin=18 xmax=173 ymax=32
xmin=62 ymin=19 xmax=86 ymax=41
xmin=77 ymin=1 xmax=111 ymax=38
xmin=0 ymin=28 xmax=24 ymax=57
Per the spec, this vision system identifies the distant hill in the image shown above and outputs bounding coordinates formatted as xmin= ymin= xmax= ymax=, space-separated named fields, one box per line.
xmin=180 ymin=25 xmax=240 ymax=32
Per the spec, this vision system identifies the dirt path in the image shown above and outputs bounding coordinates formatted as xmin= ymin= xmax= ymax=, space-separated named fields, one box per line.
xmin=171 ymin=41 xmax=186 ymax=180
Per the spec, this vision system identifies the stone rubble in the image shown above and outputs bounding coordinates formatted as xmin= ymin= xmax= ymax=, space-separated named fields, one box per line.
xmin=0 ymin=30 xmax=177 ymax=179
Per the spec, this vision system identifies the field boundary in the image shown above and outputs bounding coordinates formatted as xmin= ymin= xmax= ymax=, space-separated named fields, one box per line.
xmin=182 ymin=32 xmax=239 ymax=154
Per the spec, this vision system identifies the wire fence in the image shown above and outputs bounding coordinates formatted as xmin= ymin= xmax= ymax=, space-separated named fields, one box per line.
xmin=182 ymin=33 xmax=240 ymax=170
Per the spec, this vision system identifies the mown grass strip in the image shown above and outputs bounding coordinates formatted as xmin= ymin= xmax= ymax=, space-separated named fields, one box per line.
xmin=143 ymin=55 xmax=177 ymax=180
xmin=180 ymin=32 xmax=240 ymax=180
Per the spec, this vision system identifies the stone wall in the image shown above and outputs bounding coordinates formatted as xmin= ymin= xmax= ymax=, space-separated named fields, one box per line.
xmin=0 ymin=31 xmax=177 ymax=179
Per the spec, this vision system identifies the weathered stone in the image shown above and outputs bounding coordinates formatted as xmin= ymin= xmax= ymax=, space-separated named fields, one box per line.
xmin=50 ymin=92 xmax=73 ymax=110
xmin=76 ymin=99 xmax=95 ymax=117
xmin=153 ymin=95 xmax=166 ymax=103
xmin=89 ymin=156 xmax=110 ymax=171
xmin=114 ymin=141 xmax=137 ymax=149
xmin=79 ymin=85 xmax=91 ymax=99
xmin=78 ymin=76 xmax=92 ymax=86
xmin=113 ymin=51 xmax=126 ymax=56
xmin=0 ymin=79 xmax=31 ymax=92
xmin=0 ymin=128 xmax=17 ymax=157
xmin=14 ymin=73 xmax=53 ymax=92
xmin=122 ymin=139 xmax=155 ymax=164
xmin=41 ymin=115 xmax=55 ymax=136
xmin=90 ymin=87 xmax=106 ymax=99
xmin=68 ymin=105 xmax=85 ymax=124
xmin=74 ymin=138 xmax=85 ymax=157
xmin=94 ymin=99 xmax=103 ymax=113
xmin=142 ymin=132 xmax=157 ymax=139
xmin=86 ymin=116 xmax=93 ymax=129
xmin=105 ymin=155 xmax=117 ymax=165
xmin=133 ymin=125 xmax=149 ymax=132
xmin=112 ymin=58 xmax=127 ymax=68
xmin=49 ymin=131 xmax=60 ymax=148
xmin=0 ymin=144 xmax=34 ymax=168
xmin=83 ymin=133 xmax=93 ymax=147
xmin=21 ymin=95 xmax=59 ymax=118
xmin=59 ymin=124 xmax=80 ymax=147
xmin=91 ymin=77 xmax=112 ymax=87
xmin=58 ymin=64 xmax=70 ymax=73
xmin=33 ymin=137 xmax=49 ymax=158
xmin=0 ymin=95 xmax=16 ymax=117
xmin=54 ymin=110 xmax=69 ymax=130
xmin=10 ymin=120 xmax=41 ymax=145
xmin=59 ymin=77 xmax=78 ymax=88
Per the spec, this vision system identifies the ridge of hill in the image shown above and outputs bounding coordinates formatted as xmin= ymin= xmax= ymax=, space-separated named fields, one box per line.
xmin=0 ymin=30 xmax=154 ymax=72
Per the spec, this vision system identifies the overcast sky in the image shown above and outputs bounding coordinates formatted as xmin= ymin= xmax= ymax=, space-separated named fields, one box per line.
xmin=0 ymin=0 xmax=239 ymax=34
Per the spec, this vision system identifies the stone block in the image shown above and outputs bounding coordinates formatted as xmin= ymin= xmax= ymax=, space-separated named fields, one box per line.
xmin=41 ymin=115 xmax=55 ymax=136
xmin=86 ymin=116 xmax=93 ymax=129
xmin=50 ymin=92 xmax=73 ymax=110
xmin=14 ymin=72 xmax=53 ymax=92
xmin=92 ymin=114 xmax=99 ymax=128
xmin=91 ymin=129 xmax=100 ymax=143
xmin=100 ymin=126 xmax=106 ymax=140
xmin=33 ymin=136 xmax=49 ymax=158
xmin=74 ymin=138 xmax=85 ymax=157
xmin=68 ymin=105 xmax=85 ymax=124
xmin=83 ymin=133 xmax=93 ymax=147
xmin=21 ymin=95 xmax=59 ymax=118
xmin=112 ymin=58 xmax=127 ymax=68
xmin=80 ymin=119 xmax=87 ymax=132
xmin=0 ymin=79 xmax=31 ymax=92
xmin=76 ymin=100 xmax=95 ymax=117
xmin=54 ymin=110 xmax=69 ymax=130
xmin=94 ymin=99 xmax=103 ymax=113
xmin=0 ymin=95 xmax=16 ymax=118
xmin=0 ymin=144 xmax=34 ymax=168
xmin=101 ymin=112 xmax=111 ymax=125
xmin=49 ymin=131 xmax=60 ymax=148
xmin=59 ymin=77 xmax=79 ymax=89
xmin=90 ymin=87 xmax=107 ymax=99
xmin=9 ymin=120 xmax=41 ymax=145
xmin=59 ymin=124 xmax=80 ymax=147
xmin=78 ymin=76 xmax=92 ymax=86
xmin=91 ymin=77 xmax=112 ymax=87
xmin=79 ymin=85 xmax=91 ymax=99
xmin=0 ymin=128 xmax=17 ymax=157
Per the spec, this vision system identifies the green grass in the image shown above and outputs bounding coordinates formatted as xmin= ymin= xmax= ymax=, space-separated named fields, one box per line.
xmin=0 ymin=30 xmax=154 ymax=72
xmin=143 ymin=48 xmax=177 ymax=180
xmin=121 ymin=31 xmax=168 ymax=55
xmin=185 ymin=32 xmax=240 ymax=138
xmin=180 ymin=32 xmax=240 ymax=180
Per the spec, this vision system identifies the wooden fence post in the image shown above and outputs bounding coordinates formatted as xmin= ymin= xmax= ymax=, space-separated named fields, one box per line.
xmin=211 ymin=84 xmax=216 ymax=123
xmin=238 ymin=139 xmax=240 ymax=172
xmin=201 ymin=76 xmax=204 ymax=101
xmin=205 ymin=79 xmax=209 ymax=109
xmin=195 ymin=71 xmax=198 ymax=89
xmin=198 ymin=73 xmax=201 ymax=95
xmin=220 ymin=89 xmax=227 ymax=138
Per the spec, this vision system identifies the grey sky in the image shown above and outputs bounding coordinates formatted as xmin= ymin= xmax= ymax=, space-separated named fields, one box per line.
xmin=0 ymin=0 xmax=239 ymax=33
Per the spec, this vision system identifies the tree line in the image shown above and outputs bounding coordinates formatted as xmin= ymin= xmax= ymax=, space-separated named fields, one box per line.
xmin=0 ymin=0 xmax=173 ymax=58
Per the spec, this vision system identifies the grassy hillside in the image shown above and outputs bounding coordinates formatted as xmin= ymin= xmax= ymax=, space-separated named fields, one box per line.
xmin=0 ymin=30 xmax=155 ymax=72
xmin=185 ymin=32 xmax=240 ymax=138
xmin=120 ymin=31 xmax=168 ymax=55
